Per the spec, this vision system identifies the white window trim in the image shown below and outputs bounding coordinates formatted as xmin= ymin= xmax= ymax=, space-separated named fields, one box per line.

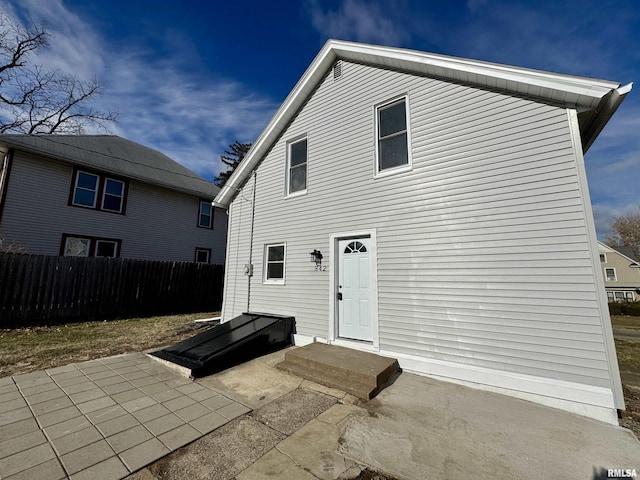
xmin=374 ymin=95 xmax=412 ymax=178
xmin=64 ymin=237 xmax=91 ymax=257
xmin=198 ymin=200 xmax=213 ymax=228
xmin=264 ymin=243 xmax=286 ymax=285
xmin=195 ymin=248 xmax=211 ymax=264
xmin=72 ymin=171 xmax=99 ymax=208
xmin=101 ymin=178 xmax=125 ymax=213
xmin=605 ymin=268 xmax=617 ymax=282
xmin=285 ymin=136 xmax=308 ymax=198
xmin=95 ymin=239 xmax=118 ymax=258
xmin=599 ymin=253 xmax=606 ymax=263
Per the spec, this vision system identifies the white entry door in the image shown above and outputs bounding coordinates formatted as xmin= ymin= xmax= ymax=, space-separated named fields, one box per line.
xmin=337 ymin=237 xmax=372 ymax=341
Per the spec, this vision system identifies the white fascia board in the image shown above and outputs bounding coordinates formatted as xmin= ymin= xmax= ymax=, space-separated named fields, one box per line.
xmin=331 ymin=40 xmax=620 ymax=100
xmin=215 ymin=39 xmax=625 ymax=207
xmin=215 ymin=42 xmax=337 ymax=207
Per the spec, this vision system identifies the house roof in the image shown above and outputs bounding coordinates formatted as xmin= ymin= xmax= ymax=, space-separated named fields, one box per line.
xmin=214 ymin=39 xmax=632 ymax=208
xmin=0 ymin=134 xmax=219 ymax=199
xmin=611 ymin=245 xmax=640 ymax=264
xmin=598 ymin=241 xmax=640 ymax=265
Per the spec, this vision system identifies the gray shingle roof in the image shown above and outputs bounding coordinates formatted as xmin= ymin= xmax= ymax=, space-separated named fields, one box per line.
xmin=0 ymin=134 xmax=219 ymax=199
xmin=611 ymin=245 xmax=640 ymax=263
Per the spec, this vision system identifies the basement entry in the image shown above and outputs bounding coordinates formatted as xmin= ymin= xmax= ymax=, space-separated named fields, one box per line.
xmin=150 ymin=313 xmax=295 ymax=378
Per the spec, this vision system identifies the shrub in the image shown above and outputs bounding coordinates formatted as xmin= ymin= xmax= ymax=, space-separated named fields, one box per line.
xmin=609 ymin=302 xmax=640 ymax=316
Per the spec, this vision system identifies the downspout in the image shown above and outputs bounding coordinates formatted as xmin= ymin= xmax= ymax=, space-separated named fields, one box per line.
xmin=247 ymin=171 xmax=257 ymax=312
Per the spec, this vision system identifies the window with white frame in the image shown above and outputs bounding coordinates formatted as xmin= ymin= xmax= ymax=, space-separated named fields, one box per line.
xmin=72 ymin=171 xmax=99 ymax=208
xmin=605 ymin=268 xmax=617 ymax=281
xmin=198 ymin=201 xmax=213 ymax=228
xmin=287 ymin=137 xmax=307 ymax=195
xmin=376 ymin=97 xmax=410 ymax=173
xmin=607 ymin=291 xmax=614 ymax=302
xmin=195 ymin=248 xmax=211 ymax=263
xmin=71 ymin=169 xmax=127 ymax=214
xmin=599 ymin=254 xmax=606 ymax=263
xmin=62 ymin=234 xmax=120 ymax=258
xmin=264 ymin=243 xmax=285 ymax=284
xmin=101 ymin=178 xmax=125 ymax=213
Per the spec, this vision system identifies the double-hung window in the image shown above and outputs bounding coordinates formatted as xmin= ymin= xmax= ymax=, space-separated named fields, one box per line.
xmin=287 ymin=137 xmax=307 ymax=195
xmin=70 ymin=169 xmax=127 ymax=214
xmin=376 ymin=97 xmax=411 ymax=174
xmin=198 ymin=201 xmax=213 ymax=228
xmin=102 ymin=178 xmax=125 ymax=212
xmin=264 ymin=243 xmax=286 ymax=284
xmin=73 ymin=172 xmax=99 ymax=208
xmin=605 ymin=268 xmax=617 ymax=281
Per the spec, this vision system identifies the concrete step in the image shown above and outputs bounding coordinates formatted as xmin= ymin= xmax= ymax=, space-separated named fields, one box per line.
xmin=277 ymin=343 xmax=400 ymax=400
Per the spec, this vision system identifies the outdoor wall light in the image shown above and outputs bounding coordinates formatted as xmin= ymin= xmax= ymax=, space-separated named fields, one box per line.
xmin=309 ymin=250 xmax=323 ymax=264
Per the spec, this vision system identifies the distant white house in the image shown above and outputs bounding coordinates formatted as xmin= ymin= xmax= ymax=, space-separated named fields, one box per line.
xmin=0 ymin=135 xmax=226 ymax=263
xmin=214 ymin=40 xmax=631 ymax=424
xmin=598 ymin=242 xmax=640 ymax=301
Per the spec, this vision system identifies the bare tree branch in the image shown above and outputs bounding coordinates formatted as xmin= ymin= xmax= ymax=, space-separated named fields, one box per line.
xmin=0 ymin=13 xmax=117 ymax=134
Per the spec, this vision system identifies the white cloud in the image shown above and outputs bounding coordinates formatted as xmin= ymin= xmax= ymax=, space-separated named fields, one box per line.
xmin=0 ymin=0 xmax=277 ymax=180
xmin=592 ymin=203 xmax=639 ymax=241
xmin=306 ymin=0 xmax=408 ymax=46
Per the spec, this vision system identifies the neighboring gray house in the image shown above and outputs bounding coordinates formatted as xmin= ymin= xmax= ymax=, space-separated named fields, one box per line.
xmin=598 ymin=241 xmax=640 ymax=301
xmin=214 ymin=40 xmax=632 ymax=424
xmin=0 ymin=135 xmax=226 ymax=263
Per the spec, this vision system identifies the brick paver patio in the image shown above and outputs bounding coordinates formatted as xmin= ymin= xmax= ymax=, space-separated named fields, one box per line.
xmin=0 ymin=353 xmax=250 ymax=480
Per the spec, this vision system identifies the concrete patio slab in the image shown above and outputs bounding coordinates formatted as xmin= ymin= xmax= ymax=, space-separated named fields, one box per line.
xmin=0 ymin=353 xmax=250 ymax=480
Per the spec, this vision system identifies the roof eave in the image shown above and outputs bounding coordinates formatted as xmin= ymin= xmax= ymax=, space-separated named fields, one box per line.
xmin=581 ymin=82 xmax=633 ymax=154
xmin=0 ymin=140 xmax=219 ymax=200
xmin=214 ymin=40 xmax=629 ymax=207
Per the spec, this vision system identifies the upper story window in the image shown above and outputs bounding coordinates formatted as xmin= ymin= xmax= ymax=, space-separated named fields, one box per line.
xmin=70 ymin=168 xmax=127 ymax=214
xmin=61 ymin=234 xmax=121 ymax=258
xmin=376 ymin=97 xmax=411 ymax=175
xmin=102 ymin=179 xmax=125 ymax=212
xmin=73 ymin=172 xmax=99 ymax=208
xmin=287 ymin=137 xmax=307 ymax=196
xmin=605 ymin=268 xmax=617 ymax=281
xmin=264 ymin=243 xmax=286 ymax=284
xmin=198 ymin=200 xmax=213 ymax=228
xmin=599 ymin=254 xmax=606 ymax=263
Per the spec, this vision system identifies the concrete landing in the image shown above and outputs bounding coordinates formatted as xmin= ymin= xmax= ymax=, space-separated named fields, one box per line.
xmin=276 ymin=343 xmax=400 ymax=400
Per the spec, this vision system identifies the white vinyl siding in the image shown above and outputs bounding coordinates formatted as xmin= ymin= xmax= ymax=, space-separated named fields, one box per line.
xmin=223 ymin=61 xmax=612 ymax=390
xmin=0 ymin=152 xmax=227 ymax=263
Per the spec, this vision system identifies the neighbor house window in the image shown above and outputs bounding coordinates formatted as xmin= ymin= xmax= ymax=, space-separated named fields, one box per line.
xmin=605 ymin=268 xmax=617 ymax=281
xmin=195 ymin=248 xmax=211 ymax=264
xmin=376 ymin=97 xmax=410 ymax=174
xmin=61 ymin=234 xmax=121 ymax=258
xmin=599 ymin=254 xmax=606 ymax=263
xmin=101 ymin=179 xmax=125 ymax=213
xmin=72 ymin=171 xmax=99 ymax=208
xmin=198 ymin=201 xmax=213 ymax=228
xmin=607 ymin=292 xmax=614 ymax=302
xmin=287 ymin=137 xmax=307 ymax=195
xmin=70 ymin=169 xmax=128 ymax=214
xmin=264 ymin=243 xmax=286 ymax=284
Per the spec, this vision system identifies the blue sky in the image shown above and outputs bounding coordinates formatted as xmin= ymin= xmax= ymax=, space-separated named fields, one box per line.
xmin=1 ymin=0 xmax=638 ymax=238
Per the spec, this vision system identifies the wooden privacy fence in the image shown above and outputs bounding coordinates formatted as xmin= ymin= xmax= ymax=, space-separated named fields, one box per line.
xmin=0 ymin=253 xmax=224 ymax=325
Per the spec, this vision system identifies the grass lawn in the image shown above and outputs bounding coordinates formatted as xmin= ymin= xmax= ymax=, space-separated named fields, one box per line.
xmin=611 ymin=314 xmax=640 ymax=330
xmin=0 ymin=312 xmax=218 ymax=377
xmin=1 ymin=312 xmax=639 ymax=439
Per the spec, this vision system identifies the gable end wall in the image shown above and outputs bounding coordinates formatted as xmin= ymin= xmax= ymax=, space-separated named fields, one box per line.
xmin=223 ymin=61 xmax=617 ymax=413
